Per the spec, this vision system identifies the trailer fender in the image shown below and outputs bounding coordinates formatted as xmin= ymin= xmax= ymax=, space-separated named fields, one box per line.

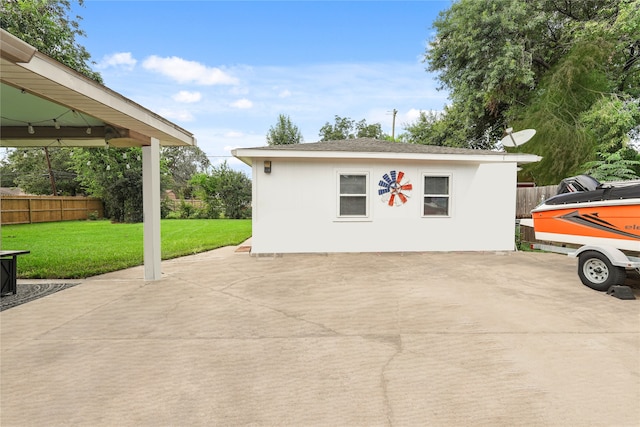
xmin=569 ymin=245 xmax=640 ymax=269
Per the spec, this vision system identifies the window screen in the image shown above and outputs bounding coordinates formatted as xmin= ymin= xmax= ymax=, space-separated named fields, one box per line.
xmin=423 ymin=175 xmax=450 ymax=216
xmin=339 ymin=174 xmax=368 ymax=216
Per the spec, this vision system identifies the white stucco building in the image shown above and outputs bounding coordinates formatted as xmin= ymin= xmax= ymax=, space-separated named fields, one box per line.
xmin=233 ymin=138 xmax=540 ymax=254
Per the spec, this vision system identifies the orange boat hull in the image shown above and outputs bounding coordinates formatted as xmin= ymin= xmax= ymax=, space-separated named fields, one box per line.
xmin=532 ymin=202 xmax=640 ymax=251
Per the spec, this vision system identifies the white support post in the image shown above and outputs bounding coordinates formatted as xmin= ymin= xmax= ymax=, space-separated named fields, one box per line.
xmin=142 ymin=138 xmax=162 ymax=280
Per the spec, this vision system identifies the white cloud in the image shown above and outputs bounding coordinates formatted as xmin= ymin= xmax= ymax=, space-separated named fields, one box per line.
xmin=96 ymin=60 xmax=448 ymax=175
xmin=403 ymin=108 xmax=445 ymax=124
xmin=230 ymin=98 xmax=253 ymax=109
xmin=97 ymin=52 xmax=137 ymax=71
xmin=406 ymin=108 xmax=425 ymax=122
xmin=278 ymin=89 xmax=291 ymax=98
xmin=173 ymin=91 xmax=202 ymax=103
xmin=142 ymin=55 xmax=239 ymax=85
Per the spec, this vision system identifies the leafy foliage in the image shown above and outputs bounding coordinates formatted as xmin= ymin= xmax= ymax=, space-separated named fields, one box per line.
xmin=70 ymin=147 xmax=150 ymax=223
xmin=191 ymin=161 xmax=252 ymax=219
xmin=161 ymin=146 xmax=211 ymax=198
xmin=319 ymin=115 xmax=387 ymax=141
xmin=0 ymin=147 xmax=81 ymax=195
xmin=319 ymin=116 xmax=356 ymax=140
xmin=427 ymin=0 xmax=540 ymax=115
xmin=2 ymin=145 xmax=213 ymax=222
xmin=266 ymin=114 xmax=303 ymax=145
xmin=583 ymin=148 xmax=640 ymax=181
xmin=578 ymin=96 xmax=640 ymax=153
xmin=399 ymin=111 xmax=440 ymax=145
xmin=509 ymin=40 xmax=613 ymax=183
xmin=163 ymin=200 xmax=208 ymax=220
xmin=0 ymin=0 xmax=103 ymax=83
xmin=354 ymin=119 xmax=385 ymax=139
xmin=419 ymin=0 xmax=640 ymax=184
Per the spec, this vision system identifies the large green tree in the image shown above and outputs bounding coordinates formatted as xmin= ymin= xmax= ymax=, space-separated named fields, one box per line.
xmin=319 ymin=116 xmax=356 ymax=140
xmin=1 ymin=0 xmax=103 ymax=83
xmin=72 ymin=148 xmax=206 ymax=222
xmin=190 ymin=162 xmax=251 ymax=219
xmin=421 ymin=0 xmax=640 ymax=184
xmin=266 ymin=114 xmax=303 ymax=145
xmin=70 ymin=147 xmax=156 ymax=222
xmin=399 ymin=109 xmax=478 ymax=147
xmin=0 ymin=147 xmax=81 ymax=195
xmin=161 ymin=146 xmax=211 ymax=198
xmin=319 ymin=115 xmax=387 ymax=141
xmin=354 ymin=119 xmax=385 ymax=139
xmin=1 ymin=145 xmax=210 ymax=221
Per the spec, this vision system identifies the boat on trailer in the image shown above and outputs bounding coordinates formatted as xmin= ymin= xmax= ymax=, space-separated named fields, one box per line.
xmin=522 ymin=175 xmax=640 ymax=291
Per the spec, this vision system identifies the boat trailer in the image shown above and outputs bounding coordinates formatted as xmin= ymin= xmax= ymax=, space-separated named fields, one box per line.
xmin=530 ymin=242 xmax=640 ymax=297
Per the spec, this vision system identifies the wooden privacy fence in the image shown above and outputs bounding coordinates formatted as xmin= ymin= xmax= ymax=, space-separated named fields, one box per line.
xmin=0 ymin=196 xmax=104 ymax=225
xmin=516 ymin=185 xmax=559 ymax=243
xmin=515 ymin=185 xmax=559 ymax=219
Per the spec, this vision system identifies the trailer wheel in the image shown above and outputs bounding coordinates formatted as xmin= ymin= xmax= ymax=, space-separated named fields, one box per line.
xmin=578 ymin=251 xmax=626 ymax=291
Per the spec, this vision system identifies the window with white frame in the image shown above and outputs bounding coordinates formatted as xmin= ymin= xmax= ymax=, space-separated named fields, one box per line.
xmin=423 ymin=175 xmax=450 ymax=216
xmin=338 ymin=173 xmax=368 ymax=217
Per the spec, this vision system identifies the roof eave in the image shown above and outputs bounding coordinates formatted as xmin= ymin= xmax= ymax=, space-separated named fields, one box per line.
xmin=232 ymin=148 xmax=542 ymax=165
xmin=0 ymin=29 xmax=37 ymax=63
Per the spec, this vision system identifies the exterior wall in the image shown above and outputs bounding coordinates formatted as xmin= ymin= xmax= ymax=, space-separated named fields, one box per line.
xmin=250 ymin=157 xmax=518 ymax=254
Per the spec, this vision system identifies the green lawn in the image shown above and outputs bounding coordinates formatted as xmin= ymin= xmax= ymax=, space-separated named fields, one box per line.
xmin=1 ymin=219 xmax=252 ymax=279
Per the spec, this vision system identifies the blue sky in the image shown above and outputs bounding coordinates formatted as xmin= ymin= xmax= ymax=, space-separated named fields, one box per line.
xmin=74 ymin=1 xmax=452 ymax=174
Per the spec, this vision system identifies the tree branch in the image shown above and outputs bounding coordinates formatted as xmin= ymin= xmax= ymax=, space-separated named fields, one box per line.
xmin=533 ymin=57 xmax=551 ymax=70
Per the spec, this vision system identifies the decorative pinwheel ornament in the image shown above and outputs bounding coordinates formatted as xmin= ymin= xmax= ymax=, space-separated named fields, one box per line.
xmin=378 ymin=170 xmax=412 ymax=206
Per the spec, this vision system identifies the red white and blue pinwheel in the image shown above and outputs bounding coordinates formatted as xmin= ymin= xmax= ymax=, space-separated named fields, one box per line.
xmin=378 ymin=170 xmax=412 ymax=206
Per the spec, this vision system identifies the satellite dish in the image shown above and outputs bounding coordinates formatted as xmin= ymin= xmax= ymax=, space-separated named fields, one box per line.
xmin=500 ymin=128 xmax=536 ymax=147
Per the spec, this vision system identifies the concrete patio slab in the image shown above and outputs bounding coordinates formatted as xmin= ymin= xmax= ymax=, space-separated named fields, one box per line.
xmin=1 ymin=245 xmax=639 ymax=426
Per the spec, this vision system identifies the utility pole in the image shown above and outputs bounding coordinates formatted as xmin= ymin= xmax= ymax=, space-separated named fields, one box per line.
xmin=44 ymin=147 xmax=57 ymax=196
xmin=391 ymin=109 xmax=397 ymax=141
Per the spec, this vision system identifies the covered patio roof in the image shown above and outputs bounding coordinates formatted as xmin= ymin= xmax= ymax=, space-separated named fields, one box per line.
xmin=0 ymin=29 xmax=197 ymax=280
xmin=0 ymin=29 xmax=195 ymax=148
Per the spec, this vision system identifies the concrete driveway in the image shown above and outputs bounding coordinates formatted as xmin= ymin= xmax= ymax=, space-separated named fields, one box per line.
xmin=1 ymin=244 xmax=639 ymax=426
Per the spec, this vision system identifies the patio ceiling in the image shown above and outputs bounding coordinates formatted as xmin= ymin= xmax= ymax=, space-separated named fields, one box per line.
xmin=0 ymin=29 xmax=196 ymax=149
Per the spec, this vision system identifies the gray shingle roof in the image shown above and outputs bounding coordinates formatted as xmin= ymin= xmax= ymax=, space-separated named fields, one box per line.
xmin=245 ymin=138 xmax=507 ymax=156
xmin=233 ymin=138 xmax=542 ymax=166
